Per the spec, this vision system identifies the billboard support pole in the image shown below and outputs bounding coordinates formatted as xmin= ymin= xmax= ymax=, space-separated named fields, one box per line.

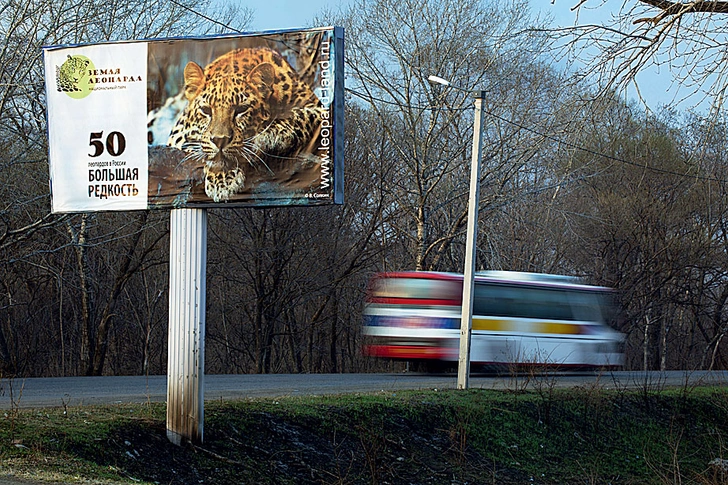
xmin=166 ymin=208 xmax=207 ymax=445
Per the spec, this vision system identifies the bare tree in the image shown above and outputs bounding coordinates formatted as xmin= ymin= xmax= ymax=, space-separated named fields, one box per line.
xmin=0 ymin=0 xmax=252 ymax=376
xmin=334 ymin=0 xmax=571 ymax=272
xmin=552 ymin=95 xmax=728 ymax=371
xmin=547 ymin=0 xmax=728 ymax=114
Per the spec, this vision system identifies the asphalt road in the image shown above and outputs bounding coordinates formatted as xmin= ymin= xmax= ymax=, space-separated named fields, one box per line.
xmin=2 ymin=370 xmax=728 ymax=410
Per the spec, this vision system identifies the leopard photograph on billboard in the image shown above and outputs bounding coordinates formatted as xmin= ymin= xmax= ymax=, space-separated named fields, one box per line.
xmin=147 ymin=28 xmax=343 ymax=208
xmin=44 ymin=27 xmax=344 ymax=213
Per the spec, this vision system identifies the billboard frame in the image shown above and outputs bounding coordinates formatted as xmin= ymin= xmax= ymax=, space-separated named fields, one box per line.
xmin=43 ymin=27 xmax=344 ymax=213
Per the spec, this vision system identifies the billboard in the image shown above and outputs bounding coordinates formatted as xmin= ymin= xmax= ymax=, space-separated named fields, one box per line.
xmin=43 ymin=27 xmax=344 ymax=213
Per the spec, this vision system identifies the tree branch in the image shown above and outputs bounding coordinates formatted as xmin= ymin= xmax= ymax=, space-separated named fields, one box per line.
xmin=635 ymin=0 xmax=728 ymax=25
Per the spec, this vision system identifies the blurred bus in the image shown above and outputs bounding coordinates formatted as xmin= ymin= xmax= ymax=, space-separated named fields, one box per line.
xmin=362 ymin=271 xmax=624 ymax=371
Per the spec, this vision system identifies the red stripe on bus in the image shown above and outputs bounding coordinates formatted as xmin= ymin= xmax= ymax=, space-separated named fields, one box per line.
xmin=363 ymin=344 xmax=451 ymax=359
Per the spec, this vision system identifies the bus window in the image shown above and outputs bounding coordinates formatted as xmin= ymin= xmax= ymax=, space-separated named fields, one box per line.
xmin=568 ymin=291 xmax=611 ymax=323
xmin=521 ymin=288 xmax=573 ymax=321
xmin=372 ymin=276 xmax=460 ymax=301
xmin=474 ymin=284 xmax=574 ymax=321
xmin=473 ymin=284 xmax=519 ymax=317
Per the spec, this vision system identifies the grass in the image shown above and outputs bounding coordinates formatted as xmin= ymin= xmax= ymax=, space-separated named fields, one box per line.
xmin=1 ymin=385 xmax=728 ymax=484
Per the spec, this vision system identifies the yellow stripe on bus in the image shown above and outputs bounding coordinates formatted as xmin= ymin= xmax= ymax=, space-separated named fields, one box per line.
xmin=472 ymin=318 xmax=581 ymax=334
xmin=472 ymin=318 xmax=509 ymax=331
xmin=538 ymin=322 xmax=581 ymax=334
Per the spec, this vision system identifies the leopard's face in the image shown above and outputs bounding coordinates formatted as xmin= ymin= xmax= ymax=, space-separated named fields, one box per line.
xmin=170 ymin=62 xmax=278 ymax=201
xmin=57 ymin=55 xmax=89 ymax=93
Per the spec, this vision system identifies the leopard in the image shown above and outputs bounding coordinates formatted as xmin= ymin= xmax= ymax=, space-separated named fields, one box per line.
xmin=167 ymin=47 xmax=325 ymax=202
xmin=56 ymin=55 xmax=89 ymax=93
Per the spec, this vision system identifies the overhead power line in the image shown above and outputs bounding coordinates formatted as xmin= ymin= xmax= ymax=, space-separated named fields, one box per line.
xmin=346 ymin=88 xmax=728 ymax=184
xmin=168 ymin=0 xmax=240 ymax=33
xmin=151 ymin=2 xmax=728 ymax=186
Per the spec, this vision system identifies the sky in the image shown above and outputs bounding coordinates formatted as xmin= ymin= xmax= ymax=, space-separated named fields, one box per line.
xmin=247 ymin=0 xmax=347 ymax=31
xmin=244 ymin=0 xmax=686 ymax=112
xmin=246 ymin=0 xmax=578 ymax=30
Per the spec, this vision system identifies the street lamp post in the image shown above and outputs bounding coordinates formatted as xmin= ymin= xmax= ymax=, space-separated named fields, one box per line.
xmin=427 ymin=75 xmax=485 ymax=390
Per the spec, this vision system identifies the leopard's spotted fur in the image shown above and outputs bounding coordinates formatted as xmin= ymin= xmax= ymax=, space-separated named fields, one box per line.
xmin=167 ymin=47 xmax=324 ymax=202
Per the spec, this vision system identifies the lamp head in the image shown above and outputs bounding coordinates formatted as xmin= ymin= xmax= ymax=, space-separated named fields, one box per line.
xmin=428 ymin=74 xmax=485 ymax=100
xmin=427 ymin=75 xmax=450 ymax=87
